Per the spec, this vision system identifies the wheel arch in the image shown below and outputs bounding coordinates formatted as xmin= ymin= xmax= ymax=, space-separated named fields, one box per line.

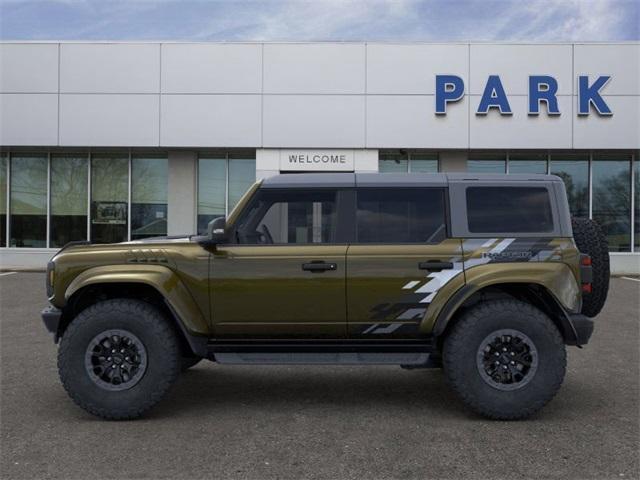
xmin=59 ymin=265 xmax=209 ymax=356
xmin=433 ymin=282 xmax=579 ymax=347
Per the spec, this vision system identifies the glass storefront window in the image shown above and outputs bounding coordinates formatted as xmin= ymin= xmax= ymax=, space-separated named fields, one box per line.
xmin=228 ymin=153 xmax=256 ymax=213
xmin=0 ymin=154 xmax=6 ymax=247
xmin=91 ymin=155 xmax=128 ymax=244
xmin=508 ymin=153 xmax=548 ymax=174
xmin=468 ymin=153 xmax=506 ymax=173
xmin=379 ymin=151 xmax=408 ymax=173
xmin=198 ymin=156 xmax=226 ymax=234
xmin=50 ymin=155 xmax=88 ymax=247
xmin=197 ymin=153 xmax=256 ymax=234
xmin=549 ymin=154 xmax=589 ymax=218
xmin=592 ymin=153 xmax=632 ymax=252
xmin=131 ymin=156 xmax=168 ymax=240
xmin=10 ymin=155 xmax=47 ymax=247
xmin=379 ymin=151 xmax=438 ymax=173
xmin=410 ymin=153 xmax=438 ymax=172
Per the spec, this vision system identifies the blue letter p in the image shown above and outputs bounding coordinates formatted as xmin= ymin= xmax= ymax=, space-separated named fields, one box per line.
xmin=435 ymin=75 xmax=464 ymax=115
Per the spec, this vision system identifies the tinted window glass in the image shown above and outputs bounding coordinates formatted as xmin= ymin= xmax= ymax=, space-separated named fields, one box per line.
xmin=467 ymin=187 xmax=554 ymax=233
xmin=131 ymin=156 xmax=168 ymax=240
xmin=549 ymin=155 xmax=589 ymax=218
xmin=592 ymin=154 xmax=631 ymax=252
xmin=10 ymin=155 xmax=47 ymax=247
xmin=235 ymin=190 xmax=337 ymax=245
xmin=50 ymin=155 xmax=88 ymax=247
xmin=356 ymin=188 xmax=446 ymax=243
xmin=91 ymin=155 xmax=128 ymax=244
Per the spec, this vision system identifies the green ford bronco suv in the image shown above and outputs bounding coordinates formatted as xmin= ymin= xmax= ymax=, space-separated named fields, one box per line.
xmin=42 ymin=173 xmax=609 ymax=420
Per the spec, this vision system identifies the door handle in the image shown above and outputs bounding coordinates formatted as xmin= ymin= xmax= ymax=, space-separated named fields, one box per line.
xmin=418 ymin=261 xmax=454 ymax=271
xmin=302 ymin=261 xmax=337 ymax=273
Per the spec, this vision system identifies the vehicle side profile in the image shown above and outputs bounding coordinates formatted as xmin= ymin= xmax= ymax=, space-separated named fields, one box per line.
xmin=42 ymin=173 xmax=609 ymax=420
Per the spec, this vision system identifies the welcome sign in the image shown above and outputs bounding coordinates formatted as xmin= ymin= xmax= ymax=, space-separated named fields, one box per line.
xmin=279 ymin=150 xmax=355 ymax=172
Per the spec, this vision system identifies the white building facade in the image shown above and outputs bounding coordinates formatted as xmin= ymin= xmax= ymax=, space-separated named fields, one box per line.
xmin=0 ymin=41 xmax=638 ymax=272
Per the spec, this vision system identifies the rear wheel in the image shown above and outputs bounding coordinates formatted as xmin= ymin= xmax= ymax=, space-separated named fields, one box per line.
xmin=572 ymin=217 xmax=610 ymax=317
xmin=58 ymin=299 xmax=181 ymax=420
xmin=443 ymin=300 xmax=566 ymax=420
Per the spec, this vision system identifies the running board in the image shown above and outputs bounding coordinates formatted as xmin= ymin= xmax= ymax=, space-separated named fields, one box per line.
xmin=208 ymin=339 xmax=436 ymax=365
xmin=214 ymin=352 xmax=431 ymax=365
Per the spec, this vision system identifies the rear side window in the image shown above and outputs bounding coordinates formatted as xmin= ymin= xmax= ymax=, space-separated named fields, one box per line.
xmin=356 ymin=188 xmax=447 ymax=243
xmin=466 ymin=187 xmax=554 ymax=233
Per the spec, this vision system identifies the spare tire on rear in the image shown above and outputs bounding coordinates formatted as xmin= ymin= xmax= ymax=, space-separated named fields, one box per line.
xmin=571 ymin=217 xmax=610 ymax=317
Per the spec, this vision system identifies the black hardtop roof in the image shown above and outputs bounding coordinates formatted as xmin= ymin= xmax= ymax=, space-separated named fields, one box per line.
xmin=261 ymin=172 xmax=562 ymax=188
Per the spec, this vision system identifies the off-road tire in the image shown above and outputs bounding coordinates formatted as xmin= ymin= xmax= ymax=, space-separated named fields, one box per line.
xmin=443 ymin=300 xmax=566 ymax=420
xmin=180 ymin=356 xmax=202 ymax=371
xmin=571 ymin=217 xmax=610 ymax=317
xmin=58 ymin=299 xmax=181 ymax=420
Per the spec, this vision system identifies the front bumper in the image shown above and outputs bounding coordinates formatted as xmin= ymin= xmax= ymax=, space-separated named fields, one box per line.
xmin=567 ymin=313 xmax=594 ymax=346
xmin=41 ymin=306 xmax=62 ymax=341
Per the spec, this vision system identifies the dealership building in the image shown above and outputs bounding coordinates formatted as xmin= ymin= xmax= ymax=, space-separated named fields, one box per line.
xmin=0 ymin=41 xmax=638 ymax=273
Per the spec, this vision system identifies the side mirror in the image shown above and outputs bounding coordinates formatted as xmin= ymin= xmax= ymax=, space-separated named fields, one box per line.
xmin=207 ymin=217 xmax=227 ymax=244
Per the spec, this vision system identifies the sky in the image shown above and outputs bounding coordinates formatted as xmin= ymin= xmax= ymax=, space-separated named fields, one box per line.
xmin=0 ymin=0 xmax=638 ymax=42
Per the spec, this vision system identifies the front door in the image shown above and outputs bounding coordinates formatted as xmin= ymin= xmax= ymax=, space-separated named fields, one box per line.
xmin=347 ymin=187 xmax=464 ymax=339
xmin=211 ymin=188 xmax=348 ymax=338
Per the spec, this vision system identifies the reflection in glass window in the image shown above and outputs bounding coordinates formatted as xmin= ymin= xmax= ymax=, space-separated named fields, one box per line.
xmin=592 ymin=154 xmax=631 ymax=252
xmin=508 ymin=153 xmax=547 ymax=174
xmin=131 ymin=156 xmax=168 ymax=240
xmin=50 ymin=156 xmax=88 ymax=247
xmin=410 ymin=153 xmax=438 ymax=173
xmin=635 ymin=157 xmax=639 ymax=251
xmin=10 ymin=155 xmax=47 ymax=247
xmin=550 ymin=154 xmax=589 ymax=218
xmin=379 ymin=151 xmax=408 ymax=173
xmin=468 ymin=153 xmax=506 ymax=173
xmin=228 ymin=154 xmax=255 ymax=213
xmin=236 ymin=190 xmax=337 ymax=244
xmin=0 ymin=154 xmax=6 ymax=247
xmin=357 ymin=188 xmax=446 ymax=243
xmin=379 ymin=151 xmax=438 ymax=173
xmin=198 ymin=157 xmax=226 ymax=234
xmin=91 ymin=155 xmax=128 ymax=244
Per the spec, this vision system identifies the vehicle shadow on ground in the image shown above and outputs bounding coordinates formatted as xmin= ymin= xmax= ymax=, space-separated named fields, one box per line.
xmin=136 ymin=363 xmax=597 ymax=422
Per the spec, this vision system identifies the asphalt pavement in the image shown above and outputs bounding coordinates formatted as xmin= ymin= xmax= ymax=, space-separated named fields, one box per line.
xmin=1 ymin=272 xmax=638 ymax=480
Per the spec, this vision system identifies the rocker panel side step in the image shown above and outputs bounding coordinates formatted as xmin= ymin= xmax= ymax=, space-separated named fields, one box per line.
xmin=214 ymin=352 xmax=431 ymax=365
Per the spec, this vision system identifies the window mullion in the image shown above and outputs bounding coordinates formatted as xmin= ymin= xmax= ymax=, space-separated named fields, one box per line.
xmin=46 ymin=152 xmax=51 ymax=248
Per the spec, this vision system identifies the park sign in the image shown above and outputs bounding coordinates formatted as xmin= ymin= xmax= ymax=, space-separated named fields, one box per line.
xmin=435 ymin=75 xmax=613 ymax=116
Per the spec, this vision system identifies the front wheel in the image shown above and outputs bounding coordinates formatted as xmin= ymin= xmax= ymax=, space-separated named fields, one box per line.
xmin=443 ymin=300 xmax=566 ymax=420
xmin=58 ymin=299 xmax=182 ymax=420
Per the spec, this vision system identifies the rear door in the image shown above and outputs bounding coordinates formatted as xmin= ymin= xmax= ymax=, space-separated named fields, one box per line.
xmin=346 ymin=187 xmax=463 ymax=339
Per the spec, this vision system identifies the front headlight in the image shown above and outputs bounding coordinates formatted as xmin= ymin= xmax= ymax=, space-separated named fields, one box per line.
xmin=46 ymin=261 xmax=55 ymax=298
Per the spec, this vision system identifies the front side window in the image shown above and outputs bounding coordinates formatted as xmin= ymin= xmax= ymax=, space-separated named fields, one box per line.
xmin=235 ymin=190 xmax=337 ymax=245
xmin=356 ymin=188 xmax=446 ymax=243
xmin=10 ymin=155 xmax=47 ymax=247
xmin=50 ymin=155 xmax=88 ymax=247
xmin=466 ymin=186 xmax=554 ymax=233
xmin=131 ymin=156 xmax=168 ymax=240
